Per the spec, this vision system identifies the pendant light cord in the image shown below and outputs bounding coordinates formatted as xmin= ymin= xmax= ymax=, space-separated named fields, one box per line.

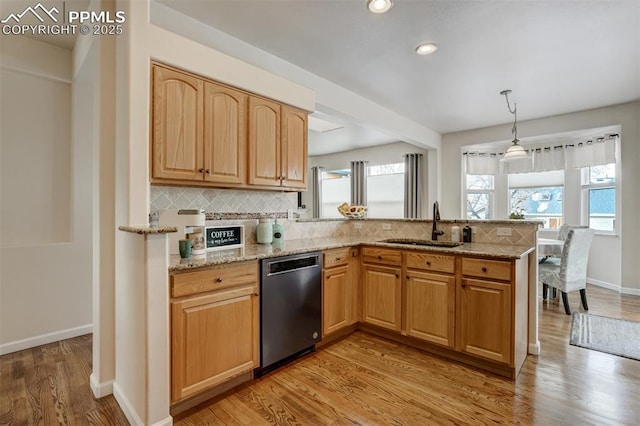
xmin=502 ymin=91 xmax=518 ymax=142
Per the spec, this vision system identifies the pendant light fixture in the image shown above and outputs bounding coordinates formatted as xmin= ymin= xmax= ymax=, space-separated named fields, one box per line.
xmin=499 ymin=89 xmax=528 ymax=162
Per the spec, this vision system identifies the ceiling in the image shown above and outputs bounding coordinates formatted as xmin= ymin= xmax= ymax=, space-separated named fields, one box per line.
xmin=5 ymin=1 xmax=637 ymax=155
xmin=156 ymin=0 xmax=640 ymax=143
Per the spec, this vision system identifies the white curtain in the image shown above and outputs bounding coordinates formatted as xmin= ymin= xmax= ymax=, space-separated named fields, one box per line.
xmin=350 ymin=161 xmax=367 ymax=205
xmin=464 ymin=134 xmax=617 ymax=175
xmin=404 ymin=153 xmax=423 ymax=218
xmin=310 ymin=166 xmax=323 ymax=218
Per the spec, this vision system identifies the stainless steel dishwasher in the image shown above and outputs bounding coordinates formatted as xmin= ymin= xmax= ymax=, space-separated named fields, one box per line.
xmin=260 ymin=252 xmax=322 ymax=372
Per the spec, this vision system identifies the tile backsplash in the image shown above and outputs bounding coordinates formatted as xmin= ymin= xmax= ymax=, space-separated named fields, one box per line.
xmin=150 ymin=186 xmax=297 ymax=214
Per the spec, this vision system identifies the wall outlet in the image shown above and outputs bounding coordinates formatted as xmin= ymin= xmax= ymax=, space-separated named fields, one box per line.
xmin=382 ymin=223 xmax=392 ymax=230
xmin=497 ymin=227 xmax=512 ymax=236
xmin=353 ymin=222 xmax=363 ymax=229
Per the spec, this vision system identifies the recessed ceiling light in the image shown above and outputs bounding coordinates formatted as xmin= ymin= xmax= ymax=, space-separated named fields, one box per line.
xmin=367 ymin=0 xmax=393 ymax=14
xmin=415 ymin=42 xmax=438 ymax=55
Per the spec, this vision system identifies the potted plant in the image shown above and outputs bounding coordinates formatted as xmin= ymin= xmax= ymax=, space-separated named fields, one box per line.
xmin=509 ymin=207 xmax=526 ymax=219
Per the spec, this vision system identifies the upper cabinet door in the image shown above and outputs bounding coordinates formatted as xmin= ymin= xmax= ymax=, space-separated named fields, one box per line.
xmin=281 ymin=105 xmax=308 ymax=190
xmin=152 ymin=65 xmax=204 ymax=181
xmin=248 ymin=96 xmax=281 ymax=187
xmin=203 ymin=82 xmax=247 ymax=185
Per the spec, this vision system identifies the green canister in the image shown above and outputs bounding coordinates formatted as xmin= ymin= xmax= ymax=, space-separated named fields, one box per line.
xmin=272 ymin=219 xmax=284 ymax=245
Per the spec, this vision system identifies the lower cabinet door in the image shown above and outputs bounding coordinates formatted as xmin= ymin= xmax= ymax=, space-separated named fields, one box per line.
xmin=171 ymin=286 xmax=257 ymax=402
xmin=362 ymin=264 xmax=401 ymax=332
xmin=405 ymin=271 xmax=455 ymax=348
xmin=457 ymin=278 xmax=512 ymax=365
xmin=323 ymin=265 xmax=349 ymax=336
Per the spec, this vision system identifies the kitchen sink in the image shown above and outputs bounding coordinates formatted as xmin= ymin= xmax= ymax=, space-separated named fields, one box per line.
xmin=380 ymin=238 xmax=463 ymax=248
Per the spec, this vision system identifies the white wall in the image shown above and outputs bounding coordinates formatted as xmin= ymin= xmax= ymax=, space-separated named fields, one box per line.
xmin=0 ymin=36 xmax=93 ymax=354
xmin=307 ymin=141 xmax=433 ymax=218
xmin=441 ymin=102 xmax=640 ymax=294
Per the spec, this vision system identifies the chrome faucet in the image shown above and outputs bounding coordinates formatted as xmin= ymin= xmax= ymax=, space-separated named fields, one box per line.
xmin=432 ymin=201 xmax=445 ymax=240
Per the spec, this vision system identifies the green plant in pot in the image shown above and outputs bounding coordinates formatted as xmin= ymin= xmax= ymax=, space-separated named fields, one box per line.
xmin=509 ymin=207 xmax=526 ymax=219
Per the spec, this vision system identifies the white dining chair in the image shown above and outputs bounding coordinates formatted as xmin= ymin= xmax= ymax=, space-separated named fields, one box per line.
xmin=557 ymin=224 xmax=588 ymax=241
xmin=539 ymin=228 xmax=595 ymax=315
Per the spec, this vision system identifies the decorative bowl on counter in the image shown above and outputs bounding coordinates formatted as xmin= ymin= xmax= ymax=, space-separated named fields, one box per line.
xmin=337 ymin=202 xmax=367 ymax=219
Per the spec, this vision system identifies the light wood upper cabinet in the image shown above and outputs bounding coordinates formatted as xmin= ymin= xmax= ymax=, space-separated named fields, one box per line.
xmin=248 ymin=96 xmax=281 ymax=187
xmin=405 ymin=271 xmax=455 ymax=348
xmin=248 ymin=98 xmax=308 ymax=190
xmin=203 ymin=81 xmax=247 ymax=185
xmin=281 ymin=105 xmax=308 ymax=189
xmin=152 ymin=65 xmax=203 ymax=181
xmin=151 ymin=63 xmax=308 ymax=191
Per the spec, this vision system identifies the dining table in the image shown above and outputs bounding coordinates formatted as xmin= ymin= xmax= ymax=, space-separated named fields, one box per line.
xmin=538 ymin=237 xmax=564 ymax=258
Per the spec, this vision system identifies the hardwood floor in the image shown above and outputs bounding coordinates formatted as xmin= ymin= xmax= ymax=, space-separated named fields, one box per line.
xmin=0 ymin=334 xmax=128 ymax=425
xmin=2 ymin=284 xmax=639 ymax=425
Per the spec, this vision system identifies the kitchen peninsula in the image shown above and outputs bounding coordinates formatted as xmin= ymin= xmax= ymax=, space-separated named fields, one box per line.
xmin=119 ymin=218 xmax=540 ymax=420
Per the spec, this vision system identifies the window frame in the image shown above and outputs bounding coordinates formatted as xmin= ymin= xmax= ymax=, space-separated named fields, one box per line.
xmin=464 ymin=174 xmax=495 ymax=220
xmin=581 ymin=164 xmax=617 ymax=235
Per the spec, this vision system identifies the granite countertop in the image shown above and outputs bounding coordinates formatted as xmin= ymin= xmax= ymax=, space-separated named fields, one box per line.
xmin=169 ymin=236 xmax=535 ymax=272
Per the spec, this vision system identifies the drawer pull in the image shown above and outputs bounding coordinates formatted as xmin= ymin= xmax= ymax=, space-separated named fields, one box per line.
xmin=426 ymin=261 xmax=431 ymax=266
xmin=326 ymin=275 xmax=331 ymax=279
xmin=481 ymin=267 xmax=487 ymax=272
xmin=216 ymin=277 xmax=223 ymax=283
xmin=335 ymin=257 xmax=341 ymax=261
xmin=461 ymin=280 xmax=467 ymax=288
xmin=378 ymin=255 xmax=382 ymax=260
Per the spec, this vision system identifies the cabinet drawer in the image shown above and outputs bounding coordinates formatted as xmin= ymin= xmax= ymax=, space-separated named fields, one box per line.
xmin=324 ymin=248 xmax=350 ymax=268
xmin=461 ymin=258 xmax=512 ymax=281
xmin=171 ymin=261 xmax=258 ymax=298
xmin=406 ymin=252 xmax=455 ymax=274
xmin=361 ymin=247 xmax=402 ymax=266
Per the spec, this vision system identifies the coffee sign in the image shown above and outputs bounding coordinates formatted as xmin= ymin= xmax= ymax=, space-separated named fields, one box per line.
xmin=205 ymin=225 xmax=244 ymax=251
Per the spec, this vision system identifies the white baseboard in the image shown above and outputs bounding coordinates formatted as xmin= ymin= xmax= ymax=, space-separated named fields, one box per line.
xmin=113 ymin=382 xmax=145 ymax=426
xmin=621 ymin=287 xmax=640 ymax=296
xmin=588 ymin=278 xmax=640 ymax=296
xmin=528 ymin=341 xmax=541 ymax=356
xmin=587 ymin=278 xmax=620 ymax=292
xmin=150 ymin=416 xmax=174 ymax=426
xmin=90 ymin=373 xmax=114 ymax=398
xmin=0 ymin=324 xmax=93 ymax=356
xmin=112 ymin=382 xmax=173 ymax=426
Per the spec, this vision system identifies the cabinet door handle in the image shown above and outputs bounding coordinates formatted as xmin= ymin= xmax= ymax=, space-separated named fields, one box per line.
xmin=205 ymin=169 xmax=211 ymax=175
xmin=216 ymin=277 xmax=223 ymax=283
xmin=481 ymin=267 xmax=487 ymax=272
xmin=461 ymin=280 xmax=467 ymax=288
xmin=326 ymin=275 xmax=330 ymax=280
xmin=395 ymin=273 xmax=399 ymax=278
xmin=198 ymin=168 xmax=205 ymax=173
xmin=406 ymin=275 xmax=410 ymax=280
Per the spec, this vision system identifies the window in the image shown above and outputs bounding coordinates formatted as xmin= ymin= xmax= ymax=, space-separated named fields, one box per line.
xmin=466 ymin=175 xmax=494 ymax=219
xmin=367 ymin=163 xmax=404 ymax=218
xmin=582 ymin=163 xmax=616 ymax=232
xmin=509 ymin=186 xmax=564 ymax=228
xmin=321 ymin=169 xmax=350 ymax=218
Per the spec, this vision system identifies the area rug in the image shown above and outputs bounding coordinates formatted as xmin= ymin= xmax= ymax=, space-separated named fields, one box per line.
xmin=570 ymin=312 xmax=640 ymax=361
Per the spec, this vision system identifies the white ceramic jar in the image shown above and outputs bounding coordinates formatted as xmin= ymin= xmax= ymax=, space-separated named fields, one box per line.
xmin=256 ymin=219 xmax=273 ymax=244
